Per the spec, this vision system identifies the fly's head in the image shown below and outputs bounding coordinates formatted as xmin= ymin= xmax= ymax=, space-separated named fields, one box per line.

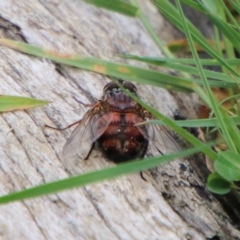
xmin=102 ymin=81 xmax=138 ymax=111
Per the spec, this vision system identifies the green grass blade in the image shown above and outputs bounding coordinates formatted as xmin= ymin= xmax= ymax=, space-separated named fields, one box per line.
xmin=82 ymin=0 xmax=139 ymax=17
xmin=0 ymin=96 xmax=49 ymax=112
xmin=122 ymin=54 xmax=237 ymax=84
xmin=0 ymin=38 xmax=196 ymax=92
xmin=0 ymin=39 xmax=237 ymax=89
xmin=121 ymin=55 xmax=240 ymax=66
xmin=180 ymin=0 xmax=204 ymax=12
xmin=146 ymin=116 xmax=240 ymax=128
xmin=0 ymin=146 xmax=204 ymax=204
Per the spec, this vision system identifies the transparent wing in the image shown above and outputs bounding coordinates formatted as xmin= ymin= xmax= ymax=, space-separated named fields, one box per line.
xmin=62 ymin=104 xmax=111 ymax=159
xmin=147 ymin=123 xmax=180 ymax=154
xmin=136 ymin=114 xmax=181 ymax=156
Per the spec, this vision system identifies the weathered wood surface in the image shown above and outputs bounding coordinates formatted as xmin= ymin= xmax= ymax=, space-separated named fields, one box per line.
xmin=0 ymin=1 xmax=239 ymax=239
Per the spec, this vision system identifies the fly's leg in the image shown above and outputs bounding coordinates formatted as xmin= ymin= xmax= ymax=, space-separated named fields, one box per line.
xmin=44 ymin=120 xmax=82 ymax=131
xmin=84 ymin=143 xmax=95 ymax=161
xmin=140 ymin=171 xmax=147 ymax=181
xmin=73 ymin=96 xmax=98 ymax=106
xmin=139 ymin=140 xmax=149 ymax=181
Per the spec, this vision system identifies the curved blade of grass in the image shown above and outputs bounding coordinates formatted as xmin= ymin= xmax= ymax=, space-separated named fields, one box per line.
xmin=82 ymin=0 xmax=139 ymax=17
xmin=0 ymin=39 xmax=236 ymax=90
xmin=180 ymin=0 xmax=206 ymax=12
xmin=121 ymin=56 xmax=240 ymax=66
xmin=0 ymin=146 xmax=205 ymax=204
xmin=144 ymin=116 xmax=240 ymax=128
xmin=0 ymin=38 xmax=196 ymax=92
xmin=122 ymin=54 xmax=237 ymax=83
xmin=0 ymin=96 xmax=48 ymax=112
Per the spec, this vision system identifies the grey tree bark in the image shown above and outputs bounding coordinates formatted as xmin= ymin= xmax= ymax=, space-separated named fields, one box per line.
xmin=0 ymin=1 xmax=239 ymax=240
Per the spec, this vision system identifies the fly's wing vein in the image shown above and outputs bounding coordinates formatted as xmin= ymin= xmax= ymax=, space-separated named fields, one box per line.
xmin=62 ymin=113 xmax=97 ymax=159
xmin=62 ymin=102 xmax=112 ymax=160
xmin=152 ymin=125 xmax=180 ymax=154
xmin=136 ymin=111 xmax=180 ymax=155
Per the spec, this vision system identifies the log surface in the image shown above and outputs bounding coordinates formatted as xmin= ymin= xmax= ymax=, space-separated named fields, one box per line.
xmin=0 ymin=1 xmax=239 ymax=240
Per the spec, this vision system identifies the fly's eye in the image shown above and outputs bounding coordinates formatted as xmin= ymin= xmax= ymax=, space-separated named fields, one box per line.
xmin=103 ymin=82 xmax=118 ymax=93
xmin=123 ymin=82 xmax=137 ymax=94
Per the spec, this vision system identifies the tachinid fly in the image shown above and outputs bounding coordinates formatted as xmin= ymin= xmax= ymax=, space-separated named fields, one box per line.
xmin=48 ymin=80 xmax=179 ymax=177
